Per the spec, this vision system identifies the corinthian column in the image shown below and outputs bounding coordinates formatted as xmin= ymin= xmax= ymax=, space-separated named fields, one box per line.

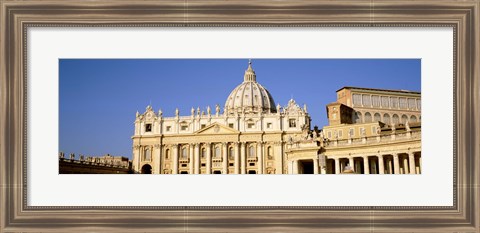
xmin=240 ymin=142 xmax=246 ymax=174
xmin=194 ymin=144 xmax=200 ymax=174
xmin=172 ymin=144 xmax=179 ymax=174
xmin=189 ymin=144 xmax=194 ymax=174
xmin=257 ymin=142 xmax=264 ymax=174
xmin=234 ymin=142 xmax=240 ymax=174
xmin=206 ymin=143 xmax=211 ymax=174
xmin=222 ymin=143 xmax=228 ymax=174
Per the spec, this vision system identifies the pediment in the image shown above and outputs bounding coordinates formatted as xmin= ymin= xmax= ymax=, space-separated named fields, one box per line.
xmin=194 ymin=122 xmax=240 ymax=135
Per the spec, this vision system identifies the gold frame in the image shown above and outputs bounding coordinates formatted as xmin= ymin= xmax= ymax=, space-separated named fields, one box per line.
xmin=1 ymin=0 xmax=479 ymax=232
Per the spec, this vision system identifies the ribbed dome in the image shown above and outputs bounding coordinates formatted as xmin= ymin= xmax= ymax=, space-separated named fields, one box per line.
xmin=224 ymin=61 xmax=276 ymax=114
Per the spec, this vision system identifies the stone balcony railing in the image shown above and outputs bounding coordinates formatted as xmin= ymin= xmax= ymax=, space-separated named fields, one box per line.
xmin=323 ymin=130 xmax=421 ymax=148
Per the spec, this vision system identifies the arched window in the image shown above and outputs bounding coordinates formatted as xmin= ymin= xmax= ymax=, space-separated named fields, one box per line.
xmin=364 ymin=112 xmax=372 ymax=123
xmin=229 ymin=147 xmax=234 ymax=160
xmin=373 ymin=113 xmax=381 ymax=122
xmin=215 ymin=146 xmax=221 ymax=158
xmin=165 ymin=149 xmax=170 ymax=160
xmin=355 ymin=112 xmax=362 ymax=123
xmin=401 ymin=114 xmax=408 ymax=124
xmin=392 ymin=114 xmax=399 ymax=124
xmin=144 ymin=148 xmax=151 ymax=161
xmin=201 ymin=148 xmax=206 ymax=158
xmin=181 ymin=147 xmax=187 ymax=158
xmin=249 ymin=146 xmax=256 ymax=158
xmin=267 ymin=146 xmax=273 ymax=159
xmin=410 ymin=115 xmax=417 ymax=122
xmin=383 ymin=113 xmax=391 ymax=124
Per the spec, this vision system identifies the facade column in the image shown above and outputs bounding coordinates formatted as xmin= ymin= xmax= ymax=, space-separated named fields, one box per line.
xmin=363 ymin=156 xmax=370 ymax=174
xmin=402 ymin=154 xmax=409 ymax=174
xmin=154 ymin=144 xmax=162 ymax=174
xmin=313 ymin=158 xmax=319 ymax=174
xmin=234 ymin=142 xmax=240 ymax=174
xmin=334 ymin=158 xmax=340 ymax=174
xmin=194 ymin=144 xmax=200 ymax=174
xmin=240 ymin=142 xmax=246 ymax=174
xmin=189 ymin=144 xmax=194 ymax=174
xmin=257 ymin=142 xmax=264 ymax=174
xmin=172 ymin=144 xmax=179 ymax=174
xmin=409 ymin=152 xmax=416 ymax=174
xmin=293 ymin=160 xmax=299 ymax=174
xmin=393 ymin=153 xmax=400 ymax=174
xmin=348 ymin=157 xmax=354 ymax=172
xmin=206 ymin=143 xmax=211 ymax=174
xmin=222 ymin=143 xmax=228 ymax=174
xmin=378 ymin=154 xmax=385 ymax=174
xmin=418 ymin=153 xmax=422 ymax=174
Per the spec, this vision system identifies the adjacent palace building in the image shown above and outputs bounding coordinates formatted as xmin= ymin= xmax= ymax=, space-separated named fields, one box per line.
xmin=131 ymin=61 xmax=421 ymax=175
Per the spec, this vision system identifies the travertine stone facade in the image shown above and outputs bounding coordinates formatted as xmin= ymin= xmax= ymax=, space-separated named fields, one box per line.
xmin=132 ymin=61 xmax=422 ymax=174
xmin=132 ymin=61 xmax=310 ymax=174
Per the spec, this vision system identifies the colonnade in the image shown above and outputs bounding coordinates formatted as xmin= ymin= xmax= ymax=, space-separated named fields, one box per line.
xmin=327 ymin=151 xmax=421 ymax=174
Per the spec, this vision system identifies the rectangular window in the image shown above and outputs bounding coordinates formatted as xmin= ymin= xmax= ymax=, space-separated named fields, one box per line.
xmin=201 ymin=163 xmax=206 ymax=167
xmin=338 ymin=130 xmax=343 ymax=138
xmin=371 ymin=126 xmax=377 ymax=134
xmin=359 ymin=127 xmax=365 ymax=136
xmin=352 ymin=94 xmax=362 ymax=105
xmin=399 ymin=98 xmax=407 ymax=109
xmin=166 ymin=126 xmax=171 ymax=132
xmin=145 ymin=124 xmax=152 ymax=132
xmin=181 ymin=125 xmax=188 ymax=131
xmin=349 ymin=128 xmax=354 ymax=137
xmin=408 ymin=98 xmax=416 ymax=109
xmin=372 ymin=95 xmax=380 ymax=107
xmin=228 ymin=123 xmax=234 ymax=128
xmin=417 ymin=99 xmax=421 ymax=110
xmin=247 ymin=123 xmax=255 ymax=129
xmin=381 ymin=96 xmax=389 ymax=108
xmin=289 ymin=119 xmax=296 ymax=127
xmin=362 ymin=94 xmax=371 ymax=106
xmin=390 ymin=97 xmax=398 ymax=108
xmin=267 ymin=123 xmax=272 ymax=128
xmin=201 ymin=124 xmax=206 ymax=129
xmin=327 ymin=131 xmax=331 ymax=138
xmin=181 ymin=164 xmax=187 ymax=167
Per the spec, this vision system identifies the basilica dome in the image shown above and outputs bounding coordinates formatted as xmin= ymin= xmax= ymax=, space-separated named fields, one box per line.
xmin=224 ymin=61 xmax=277 ymax=114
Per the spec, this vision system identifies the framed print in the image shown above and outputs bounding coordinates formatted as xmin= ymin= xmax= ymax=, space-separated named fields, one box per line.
xmin=1 ymin=0 xmax=479 ymax=232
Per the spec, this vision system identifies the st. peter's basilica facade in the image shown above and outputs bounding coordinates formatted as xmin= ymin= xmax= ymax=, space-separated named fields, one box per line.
xmin=131 ymin=61 xmax=422 ymax=175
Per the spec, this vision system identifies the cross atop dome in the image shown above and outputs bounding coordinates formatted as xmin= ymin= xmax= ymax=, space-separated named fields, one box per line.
xmin=244 ymin=59 xmax=256 ymax=82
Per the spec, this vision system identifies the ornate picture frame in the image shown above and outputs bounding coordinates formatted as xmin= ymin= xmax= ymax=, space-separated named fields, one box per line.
xmin=1 ymin=0 xmax=478 ymax=232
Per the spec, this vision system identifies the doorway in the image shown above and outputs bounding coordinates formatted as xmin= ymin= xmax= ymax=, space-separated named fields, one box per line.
xmin=298 ymin=160 xmax=314 ymax=174
xmin=141 ymin=164 xmax=152 ymax=174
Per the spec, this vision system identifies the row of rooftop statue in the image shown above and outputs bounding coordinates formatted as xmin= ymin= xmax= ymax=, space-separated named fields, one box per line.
xmin=58 ymin=152 xmax=129 ymax=168
xmin=136 ymin=102 xmax=309 ymax=118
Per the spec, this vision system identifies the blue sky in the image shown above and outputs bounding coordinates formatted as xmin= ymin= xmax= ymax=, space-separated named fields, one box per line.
xmin=59 ymin=59 xmax=420 ymax=159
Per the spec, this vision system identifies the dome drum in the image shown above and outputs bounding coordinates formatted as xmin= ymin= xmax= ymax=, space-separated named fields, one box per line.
xmin=224 ymin=61 xmax=277 ymax=114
